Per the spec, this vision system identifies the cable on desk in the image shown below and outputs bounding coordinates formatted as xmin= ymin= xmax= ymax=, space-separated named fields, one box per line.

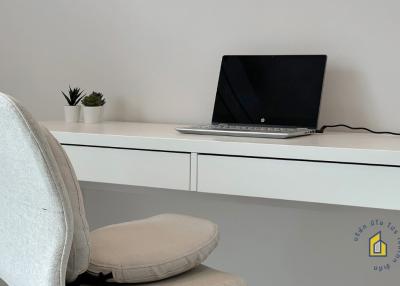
xmin=316 ymin=124 xmax=400 ymax=136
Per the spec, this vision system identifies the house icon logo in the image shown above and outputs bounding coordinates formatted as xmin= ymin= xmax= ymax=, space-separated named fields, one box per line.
xmin=369 ymin=231 xmax=387 ymax=257
xmin=353 ymin=219 xmax=400 ymax=272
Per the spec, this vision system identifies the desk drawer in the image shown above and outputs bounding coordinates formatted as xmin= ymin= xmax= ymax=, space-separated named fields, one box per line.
xmin=197 ymin=155 xmax=400 ymax=209
xmin=63 ymin=145 xmax=191 ymax=190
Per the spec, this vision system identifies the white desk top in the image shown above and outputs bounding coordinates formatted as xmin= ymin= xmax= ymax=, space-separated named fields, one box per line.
xmin=42 ymin=121 xmax=400 ymax=166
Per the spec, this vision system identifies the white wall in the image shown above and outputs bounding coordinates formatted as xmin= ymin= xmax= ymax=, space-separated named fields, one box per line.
xmin=2 ymin=1 xmax=400 ymax=285
xmin=1 ymin=0 xmax=400 ymax=131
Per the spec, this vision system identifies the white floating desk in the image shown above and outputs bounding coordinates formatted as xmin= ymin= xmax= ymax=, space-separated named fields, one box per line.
xmin=42 ymin=121 xmax=400 ymax=211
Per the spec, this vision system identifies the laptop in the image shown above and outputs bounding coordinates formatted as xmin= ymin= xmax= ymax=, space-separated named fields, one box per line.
xmin=176 ymin=55 xmax=327 ymax=139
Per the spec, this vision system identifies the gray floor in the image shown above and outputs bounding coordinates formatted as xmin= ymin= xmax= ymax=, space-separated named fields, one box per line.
xmin=81 ymin=182 xmax=400 ymax=286
xmin=2 ymin=182 xmax=400 ymax=286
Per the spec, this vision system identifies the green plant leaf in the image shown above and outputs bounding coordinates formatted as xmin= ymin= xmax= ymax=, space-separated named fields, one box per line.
xmin=75 ymin=95 xmax=84 ymax=105
xmin=82 ymin=92 xmax=106 ymax=106
xmin=62 ymin=91 xmax=72 ymax=105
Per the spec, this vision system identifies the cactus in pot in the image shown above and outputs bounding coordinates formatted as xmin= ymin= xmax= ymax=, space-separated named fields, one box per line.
xmin=62 ymin=86 xmax=85 ymax=122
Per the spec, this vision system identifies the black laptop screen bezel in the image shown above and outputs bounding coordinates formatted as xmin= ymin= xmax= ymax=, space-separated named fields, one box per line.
xmin=211 ymin=55 xmax=327 ymax=129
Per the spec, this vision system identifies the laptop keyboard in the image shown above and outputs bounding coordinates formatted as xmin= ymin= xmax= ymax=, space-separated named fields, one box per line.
xmin=200 ymin=124 xmax=302 ymax=133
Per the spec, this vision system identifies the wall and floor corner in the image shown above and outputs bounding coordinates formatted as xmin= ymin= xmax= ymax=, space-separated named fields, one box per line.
xmin=1 ymin=0 xmax=400 ymax=285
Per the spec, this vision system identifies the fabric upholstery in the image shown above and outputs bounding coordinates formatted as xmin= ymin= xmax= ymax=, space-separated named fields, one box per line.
xmin=0 ymin=92 xmax=74 ymax=286
xmin=83 ymin=265 xmax=246 ymax=286
xmin=0 ymin=91 xmax=245 ymax=286
xmin=88 ymin=214 xmax=219 ymax=283
xmin=42 ymin=127 xmax=90 ymax=282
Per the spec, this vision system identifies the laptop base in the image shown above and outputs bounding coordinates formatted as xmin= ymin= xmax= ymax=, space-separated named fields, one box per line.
xmin=176 ymin=124 xmax=314 ymax=139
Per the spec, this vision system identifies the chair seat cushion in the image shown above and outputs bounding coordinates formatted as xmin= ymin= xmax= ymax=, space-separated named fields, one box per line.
xmin=83 ymin=265 xmax=246 ymax=286
xmin=88 ymin=214 xmax=219 ymax=283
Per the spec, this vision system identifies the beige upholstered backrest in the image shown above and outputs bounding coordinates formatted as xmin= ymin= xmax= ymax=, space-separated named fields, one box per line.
xmin=42 ymin=127 xmax=90 ymax=282
xmin=0 ymin=93 xmax=73 ymax=285
xmin=0 ymin=93 xmax=90 ymax=285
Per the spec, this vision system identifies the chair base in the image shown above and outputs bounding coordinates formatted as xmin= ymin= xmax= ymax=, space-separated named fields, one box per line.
xmin=73 ymin=265 xmax=246 ymax=286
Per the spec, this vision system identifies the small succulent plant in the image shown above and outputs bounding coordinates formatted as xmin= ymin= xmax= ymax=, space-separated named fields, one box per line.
xmin=62 ymin=86 xmax=85 ymax=106
xmin=81 ymin=92 xmax=106 ymax=107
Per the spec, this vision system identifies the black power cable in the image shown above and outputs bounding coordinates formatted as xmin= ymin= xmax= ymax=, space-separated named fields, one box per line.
xmin=317 ymin=124 xmax=400 ymax=136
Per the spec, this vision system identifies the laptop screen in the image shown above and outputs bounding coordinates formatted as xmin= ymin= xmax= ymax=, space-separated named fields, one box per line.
xmin=212 ymin=55 xmax=327 ymax=129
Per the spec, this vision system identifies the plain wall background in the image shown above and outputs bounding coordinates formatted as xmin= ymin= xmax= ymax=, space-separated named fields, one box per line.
xmin=1 ymin=1 xmax=400 ymax=285
xmin=1 ymin=0 xmax=400 ymax=131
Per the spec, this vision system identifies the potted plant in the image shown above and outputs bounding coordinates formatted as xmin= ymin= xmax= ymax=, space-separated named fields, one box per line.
xmin=81 ymin=92 xmax=106 ymax=123
xmin=62 ymin=86 xmax=85 ymax=122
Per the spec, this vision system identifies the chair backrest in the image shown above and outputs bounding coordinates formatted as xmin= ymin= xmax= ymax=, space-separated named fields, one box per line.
xmin=42 ymin=127 xmax=90 ymax=283
xmin=0 ymin=93 xmax=90 ymax=285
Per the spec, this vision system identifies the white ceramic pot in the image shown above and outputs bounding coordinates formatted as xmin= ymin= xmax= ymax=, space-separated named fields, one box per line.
xmin=83 ymin=106 xmax=103 ymax=123
xmin=64 ymin=105 xmax=81 ymax=123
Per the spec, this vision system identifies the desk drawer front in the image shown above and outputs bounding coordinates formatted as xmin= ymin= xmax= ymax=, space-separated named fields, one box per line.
xmin=63 ymin=145 xmax=191 ymax=190
xmin=197 ymin=155 xmax=400 ymax=209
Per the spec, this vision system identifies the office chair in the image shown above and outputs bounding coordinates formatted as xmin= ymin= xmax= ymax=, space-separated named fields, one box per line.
xmin=0 ymin=93 xmax=246 ymax=286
